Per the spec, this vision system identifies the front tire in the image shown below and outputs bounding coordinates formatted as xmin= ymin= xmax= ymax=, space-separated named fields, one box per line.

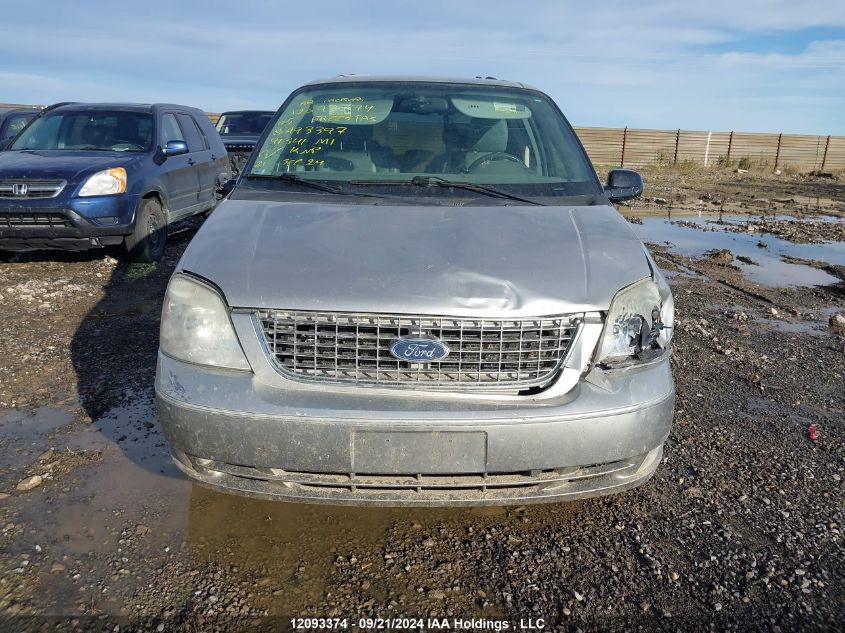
xmin=123 ymin=197 xmax=167 ymax=262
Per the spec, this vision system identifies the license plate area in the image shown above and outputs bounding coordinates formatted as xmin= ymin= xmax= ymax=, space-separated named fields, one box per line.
xmin=351 ymin=430 xmax=488 ymax=474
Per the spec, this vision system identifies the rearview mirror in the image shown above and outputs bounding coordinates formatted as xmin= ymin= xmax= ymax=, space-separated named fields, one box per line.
xmin=162 ymin=140 xmax=189 ymax=158
xmin=605 ymin=169 xmax=644 ymax=202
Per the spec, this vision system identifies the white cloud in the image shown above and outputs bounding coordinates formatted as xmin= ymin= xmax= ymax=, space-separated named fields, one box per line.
xmin=0 ymin=1 xmax=843 ymax=133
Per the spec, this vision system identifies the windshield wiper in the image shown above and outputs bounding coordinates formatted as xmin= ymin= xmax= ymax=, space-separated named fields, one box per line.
xmin=245 ymin=173 xmax=351 ymax=195
xmin=244 ymin=172 xmax=413 ymax=202
xmin=348 ymin=175 xmax=543 ymax=206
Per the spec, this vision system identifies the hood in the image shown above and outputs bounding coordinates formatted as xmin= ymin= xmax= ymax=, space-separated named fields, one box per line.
xmin=179 ymin=200 xmax=652 ymax=317
xmin=0 ymin=150 xmax=141 ymax=182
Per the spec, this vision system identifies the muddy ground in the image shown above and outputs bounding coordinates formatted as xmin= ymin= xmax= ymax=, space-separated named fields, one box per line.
xmin=0 ymin=168 xmax=843 ymax=632
xmin=617 ymin=165 xmax=845 ymax=219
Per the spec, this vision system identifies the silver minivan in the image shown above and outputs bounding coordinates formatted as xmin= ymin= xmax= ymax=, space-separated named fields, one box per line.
xmin=155 ymin=76 xmax=675 ymax=506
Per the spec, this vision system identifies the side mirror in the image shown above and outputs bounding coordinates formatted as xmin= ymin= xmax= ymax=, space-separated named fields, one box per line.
xmin=605 ymin=168 xmax=644 ymax=202
xmin=162 ymin=140 xmax=189 ymax=158
xmin=0 ymin=139 xmax=10 ymax=151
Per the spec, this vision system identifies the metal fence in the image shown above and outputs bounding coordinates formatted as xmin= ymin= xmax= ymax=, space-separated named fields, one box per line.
xmin=4 ymin=103 xmax=843 ymax=171
xmin=573 ymin=126 xmax=845 ymax=170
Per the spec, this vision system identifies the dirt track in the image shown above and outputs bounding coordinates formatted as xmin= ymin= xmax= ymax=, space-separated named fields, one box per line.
xmin=1 ymin=168 xmax=844 ymax=632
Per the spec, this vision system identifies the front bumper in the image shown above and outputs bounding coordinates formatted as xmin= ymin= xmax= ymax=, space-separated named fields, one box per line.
xmin=223 ymin=142 xmax=256 ymax=176
xmin=0 ymin=194 xmax=138 ymax=250
xmin=155 ymin=351 xmax=675 ymax=506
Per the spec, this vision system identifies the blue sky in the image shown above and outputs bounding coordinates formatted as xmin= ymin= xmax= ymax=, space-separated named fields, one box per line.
xmin=2 ymin=1 xmax=844 ymax=134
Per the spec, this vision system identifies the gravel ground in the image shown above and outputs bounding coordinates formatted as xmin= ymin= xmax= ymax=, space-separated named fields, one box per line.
xmin=614 ymin=165 xmax=845 ymax=219
xmin=0 ymin=168 xmax=843 ymax=632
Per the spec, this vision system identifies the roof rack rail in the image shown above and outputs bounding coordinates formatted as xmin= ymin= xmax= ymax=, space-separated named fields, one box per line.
xmin=42 ymin=101 xmax=78 ymax=112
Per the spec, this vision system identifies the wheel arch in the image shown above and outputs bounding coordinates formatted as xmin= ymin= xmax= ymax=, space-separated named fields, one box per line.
xmin=133 ymin=188 xmax=169 ymax=227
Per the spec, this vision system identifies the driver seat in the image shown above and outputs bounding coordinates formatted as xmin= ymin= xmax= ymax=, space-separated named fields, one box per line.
xmin=78 ymin=123 xmax=105 ymax=148
xmin=427 ymin=118 xmax=508 ymax=174
xmin=115 ymin=117 xmax=141 ymax=146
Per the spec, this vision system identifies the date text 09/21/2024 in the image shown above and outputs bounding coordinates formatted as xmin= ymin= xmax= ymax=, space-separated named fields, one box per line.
xmin=289 ymin=617 xmax=547 ymax=630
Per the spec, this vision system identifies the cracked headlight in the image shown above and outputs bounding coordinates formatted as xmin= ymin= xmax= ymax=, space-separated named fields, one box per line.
xmin=160 ymin=274 xmax=251 ymax=370
xmin=597 ymin=277 xmax=672 ymax=367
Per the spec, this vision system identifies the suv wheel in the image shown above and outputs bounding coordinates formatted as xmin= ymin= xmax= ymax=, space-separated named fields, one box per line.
xmin=123 ymin=198 xmax=167 ymax=262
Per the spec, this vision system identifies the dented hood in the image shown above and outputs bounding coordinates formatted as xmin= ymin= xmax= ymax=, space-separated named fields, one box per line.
xmin=178 ymin=199 xmax=652 ymax=317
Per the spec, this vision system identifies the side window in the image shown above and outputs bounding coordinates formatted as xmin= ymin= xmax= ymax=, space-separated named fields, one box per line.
xmin=160 ymin=113 xmax=184 ymax=145
xmin=177 ymin=113 xmax=204 ymax=153
xmin=189 ymin=115 xmax=210 ymax=150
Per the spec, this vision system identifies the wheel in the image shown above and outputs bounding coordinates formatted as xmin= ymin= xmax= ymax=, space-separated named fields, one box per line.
xmin=123 ymin=197 xmax=167 ymax=262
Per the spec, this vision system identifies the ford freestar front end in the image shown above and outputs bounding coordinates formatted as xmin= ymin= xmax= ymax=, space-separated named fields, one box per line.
xmin=155 ymin=76 xmax=675 ymax=506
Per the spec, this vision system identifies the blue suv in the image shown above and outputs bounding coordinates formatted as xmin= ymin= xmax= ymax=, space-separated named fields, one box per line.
xmin=0 ymin=103 xmax=229 ymax=261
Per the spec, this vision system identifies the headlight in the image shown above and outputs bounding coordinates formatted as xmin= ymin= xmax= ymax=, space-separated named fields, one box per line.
xmin=160 ymin=274 xmax=251 ymax=370
xmin=78 ymin=168 xmax=127 ymax=197
xmin=596 ymin=277 xmax=671 ymax=366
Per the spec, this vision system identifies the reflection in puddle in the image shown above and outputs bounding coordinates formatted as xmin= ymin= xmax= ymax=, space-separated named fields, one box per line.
xmin=188 ymin=487 xmax=401 ymax=612
xmin=186 ymin=485 xmax=533 ymax=613
xmin=631 ymin=215 xmax=844 ymax=287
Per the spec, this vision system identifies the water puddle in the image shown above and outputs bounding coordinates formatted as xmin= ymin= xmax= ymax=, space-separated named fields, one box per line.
xmin=631 ymin=214 xmax=845 ymax=287
xmin=186 ymin=482 xmax=535 ymax=611
xmin=755 ymin=318 xmax=830 ymax=337
xmin=0 ymin=406 xmax=77 ymax=470
xmin=4 ymin=396 xmax=577 ymax=617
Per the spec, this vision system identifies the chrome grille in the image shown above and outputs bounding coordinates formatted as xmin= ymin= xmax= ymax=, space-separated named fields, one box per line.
xmin=0 ymin=180 xmax=65 ymax=199
xmin=256 ymin=310 xmax=581 ymax=389
xmin=0 ymin=212 xmax=72 ymax=228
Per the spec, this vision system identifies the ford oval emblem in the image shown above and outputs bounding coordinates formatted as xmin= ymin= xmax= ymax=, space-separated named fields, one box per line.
xmin=389 ymin=337 xmax=450 ymax=363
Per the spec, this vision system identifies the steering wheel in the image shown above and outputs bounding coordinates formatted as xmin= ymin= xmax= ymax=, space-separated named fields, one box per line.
xmin=320 ymin=155 xmax=355 ymax=171
xmin=111 ymin=141 xmax=144 ymax=151
xmin=465 ymin=152 xmax=528 ymax=173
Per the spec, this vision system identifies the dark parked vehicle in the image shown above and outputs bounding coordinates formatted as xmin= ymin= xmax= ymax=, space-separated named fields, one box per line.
xmin=0 ymin=107 xmax=41 ymax=144
xmin=0 ymin=103 xmax=229 ymax=261
xmin=215 ymin=110 xmax=274 ymax=176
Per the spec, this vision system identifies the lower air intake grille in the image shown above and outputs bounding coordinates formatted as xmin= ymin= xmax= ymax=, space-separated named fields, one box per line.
xmin=0 ymin=212 xmax=72 ymax=228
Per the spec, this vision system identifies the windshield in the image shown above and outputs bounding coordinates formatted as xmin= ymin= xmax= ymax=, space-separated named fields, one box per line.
xmin=247 ymin=82 xmax=600 ymax=199
xmin=216 ymin=112 xmax=273 ymax=137
xmin=10 ymin=110 xmax=153 ymax=152
xmin=0 ymin=113 xmax=37 ymax=142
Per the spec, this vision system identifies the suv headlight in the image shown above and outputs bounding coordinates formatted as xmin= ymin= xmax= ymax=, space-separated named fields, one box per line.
xmin=596 ymin=277 xmax=673 ymax=367
xmin=160 ymin=274 xmax=251 ymax=370
xmin=78 ymin=168 xmax=127 ymax=197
